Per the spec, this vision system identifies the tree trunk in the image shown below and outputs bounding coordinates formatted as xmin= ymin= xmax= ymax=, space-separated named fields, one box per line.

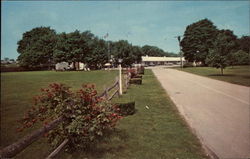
xmin=72 ymin=62 xmax=75 ymax=70
xmin=220 ymin=67 xmax=224 ymax=75
xmin=0 ymin=117 xmax=64 ymax=158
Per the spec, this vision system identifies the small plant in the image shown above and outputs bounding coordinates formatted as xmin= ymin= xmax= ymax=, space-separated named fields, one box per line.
xmin=116 ymin=102 xmax=135 ymax=116
xmin=138 ymin=66 xmax=144 ymax=75
xmin=129 ymin=78 xmax=142 ymax=85
xmin=127 ymin=68 xmax=137 ymax=78
xmin=17 ymin=83 xmax=122 ymax=152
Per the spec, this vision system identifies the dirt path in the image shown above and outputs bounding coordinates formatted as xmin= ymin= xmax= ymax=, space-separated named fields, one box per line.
xmin=152 ymin=67 xmax=250 ymax=158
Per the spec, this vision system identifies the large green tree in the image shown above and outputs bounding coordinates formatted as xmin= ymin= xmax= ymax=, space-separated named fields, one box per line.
xmin=237 ymin=36 xmax=250 ymax=53
xmin=206 ymin=29 xmax=237 ymax=75
xmin=131 ymin=45 xmax=143 ymax=63
xmin=85 ymin=38 xmax=109 ymax=69
xmin=17 ymin=27 xmax=57 ymax=68
xmin=109 ymin=40 xmax=135 ymax=67
xmin=181 ymin=19 xmax=218 ymax=64
xmin=53 ymin=30 xmax=94 ymax=69
xmin=230 ymin=50 xmax=249 ymax=66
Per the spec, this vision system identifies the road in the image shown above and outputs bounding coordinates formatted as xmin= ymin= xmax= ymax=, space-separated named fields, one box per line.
xmin=152 ymin=67 xmax=250 ymax=159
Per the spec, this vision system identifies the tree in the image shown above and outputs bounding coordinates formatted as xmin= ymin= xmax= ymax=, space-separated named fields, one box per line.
xmin=131 ymin=45 xmax=143 ymax=63
xmin=4 ymin=57 xmax=10 ymax=62
xmin=237 ymin=36 xmax=250 ymax=53
xmin=53 ymin=30 xmax=94 ymax=69
xmin=206 ymin=29 xmax=237 ymax=75
xmin=181 ymin=19 xmax=218 ymax=64
xmin=17 ymin=27 xmax=57 ymax=68
xmin=85 ymin=38 xmax=109 ymax=69
xmin=232 ymin=50 xmax=249 ymax=65
xmin=141 ymin=45 xmax=166 ymax=57
xmin=110 ymin=40 xmax=135 ymax=67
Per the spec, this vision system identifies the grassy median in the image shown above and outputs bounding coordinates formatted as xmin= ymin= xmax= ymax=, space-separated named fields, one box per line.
xmin=175 ymin=65 xmax=250 ymax=86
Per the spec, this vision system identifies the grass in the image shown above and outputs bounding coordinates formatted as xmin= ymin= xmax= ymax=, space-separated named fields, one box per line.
xmin=174 ymin=65 xmax=250 ymax=86
xmin=1 ymin=70 xmax=207 ymax=158
xmin=1 ymin=70 xmax=118 ymax=158
xmin=57 ymin=70 xmax=207 ymax=159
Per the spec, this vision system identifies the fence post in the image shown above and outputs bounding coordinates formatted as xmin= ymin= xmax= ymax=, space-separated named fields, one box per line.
xmin=103 ymin=85 xmax=108 ymax=99
xmin=119 ymin=64 xmax=123 ymax=95
xmin=125 ymin=74 xmax=128 ymax=90
xmin=127 ymin=72 xmax=131 ymax=89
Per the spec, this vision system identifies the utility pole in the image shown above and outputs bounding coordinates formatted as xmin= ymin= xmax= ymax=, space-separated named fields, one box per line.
xmin=103 ymin=33 xmax=110 ymax=69
xmin=175 ymin=36 xmax=183 ymax=68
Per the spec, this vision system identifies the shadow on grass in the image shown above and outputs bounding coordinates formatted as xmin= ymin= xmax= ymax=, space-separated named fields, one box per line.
xmin=65 ymin=128 xmax=129 ymax=159
xmin=208 ymin=74 xmax=250 ymax=79
xmin=208 ymin=74 xmax=236 ymax=77
xmin=242 ymin=75 xmax=250 ymax=79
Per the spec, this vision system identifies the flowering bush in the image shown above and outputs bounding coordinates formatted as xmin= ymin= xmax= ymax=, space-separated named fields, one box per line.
xmin=17 ymin=83 xmax=122 ymax=151
xmin=127 ymin=68 xmax=137 ymax=78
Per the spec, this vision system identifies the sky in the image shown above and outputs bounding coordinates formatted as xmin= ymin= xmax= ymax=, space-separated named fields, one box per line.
xmin=1 ymin=1 xmax=249 ymax=60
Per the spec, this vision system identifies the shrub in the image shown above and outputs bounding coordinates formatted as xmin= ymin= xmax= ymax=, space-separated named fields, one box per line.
xmin=183 ymin=62 xmax=194 ymax=68
xmin=134 ymin=75 xmax=142 ymax=78
xmin=127 ymin=68 xmax=137 ymax=78
xmin=138 ymin=66 xmax=144 ymax=74
xmin=116 ymin=102 xmax=135 ymax=116
xmin=17 ymin=83 xmax=122 ymax=152
xmin=129 ymin=78 xmax=142 ymax=85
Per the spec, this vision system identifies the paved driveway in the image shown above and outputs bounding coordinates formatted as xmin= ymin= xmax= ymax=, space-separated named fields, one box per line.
xmin=152 ymin=68 xmax=250 ymax=159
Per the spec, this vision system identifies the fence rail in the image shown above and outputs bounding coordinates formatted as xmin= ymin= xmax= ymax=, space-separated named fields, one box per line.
xmin=0 ymin=117 xmax=64 ymax=158
xmin=98 ymin=76 xmax=120 ymax=101
xmin=46 ymin=139 xmax=69 ymax=159
xmin=0 ymin=67 xmax=143 ymax=158
xmin=0 ymin=76 xmax=121 ymax=158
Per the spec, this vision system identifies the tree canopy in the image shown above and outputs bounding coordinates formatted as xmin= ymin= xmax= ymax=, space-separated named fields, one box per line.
xmin=181 ymin=18 xmax=248 ymax=69
xmin=17 ymin=27 xmax=57 ymax=68
xmin=53 ymin=30 xmax=94 ymax=69
xmin=180 ymin=19 xmax=218 ymax=64
xmin=16 ymin=26 xmax=181 ymax=70
xmin=237 ymin=36 xmax=250 ymax=53
xmin=205 ymin=29 xmax=238 ymax=74
xmin=110 ymin=40 xmax=135 ymax=67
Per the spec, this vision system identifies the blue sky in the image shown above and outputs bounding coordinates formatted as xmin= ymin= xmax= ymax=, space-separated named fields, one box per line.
xmin=1 ymin=1 xmax=249 ymax=60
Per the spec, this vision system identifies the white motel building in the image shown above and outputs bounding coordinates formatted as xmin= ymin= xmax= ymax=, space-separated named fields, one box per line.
xmin=141 ymin=55 xmax=186 ymax=66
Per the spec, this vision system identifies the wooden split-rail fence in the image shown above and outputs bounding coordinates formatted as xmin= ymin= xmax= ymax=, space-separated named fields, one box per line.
xmin=0 ymin=74 xmax=132 ymax=158
xmin=0 ymin=66 xmax=145 ymax=158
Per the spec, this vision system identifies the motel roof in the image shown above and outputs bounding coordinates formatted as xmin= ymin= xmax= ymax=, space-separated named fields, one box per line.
xmin=141 ymin=56 xmax=186 ymax=62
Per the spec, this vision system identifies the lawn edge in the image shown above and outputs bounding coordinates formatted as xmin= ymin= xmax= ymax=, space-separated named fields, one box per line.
xmin=172 ymin=67 xmax=250 ymax=88
xmin=151 ymin=69 xmax=218 ymax=159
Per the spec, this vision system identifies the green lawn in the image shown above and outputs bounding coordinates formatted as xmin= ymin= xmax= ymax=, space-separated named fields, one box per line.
xmin=57 ymin=70 xmax=207 ymax=159
xmin=175 ymin=65 xmax=250 ymax=86
xmin=1 ymin=70 xmax=118 ymax=158
xmin=1 ymin=70 xmax=207 ymax=158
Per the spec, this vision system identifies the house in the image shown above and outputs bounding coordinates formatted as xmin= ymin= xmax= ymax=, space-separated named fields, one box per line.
xmin=55 ymin=62 xmax=87 ymax=71
xmin=55 ymin=62 xmax=71 ymax=70
xmin=141 ymin=55 xmax=186 ymax=66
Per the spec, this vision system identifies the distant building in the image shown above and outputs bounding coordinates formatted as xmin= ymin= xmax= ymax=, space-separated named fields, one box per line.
xmin=55 ymin=62 xmax=71 ymax=71
xmin=55 ymin=62 xmax=87 ymax=71
xmin=141 ymin=55 xmax=186 ymax=66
